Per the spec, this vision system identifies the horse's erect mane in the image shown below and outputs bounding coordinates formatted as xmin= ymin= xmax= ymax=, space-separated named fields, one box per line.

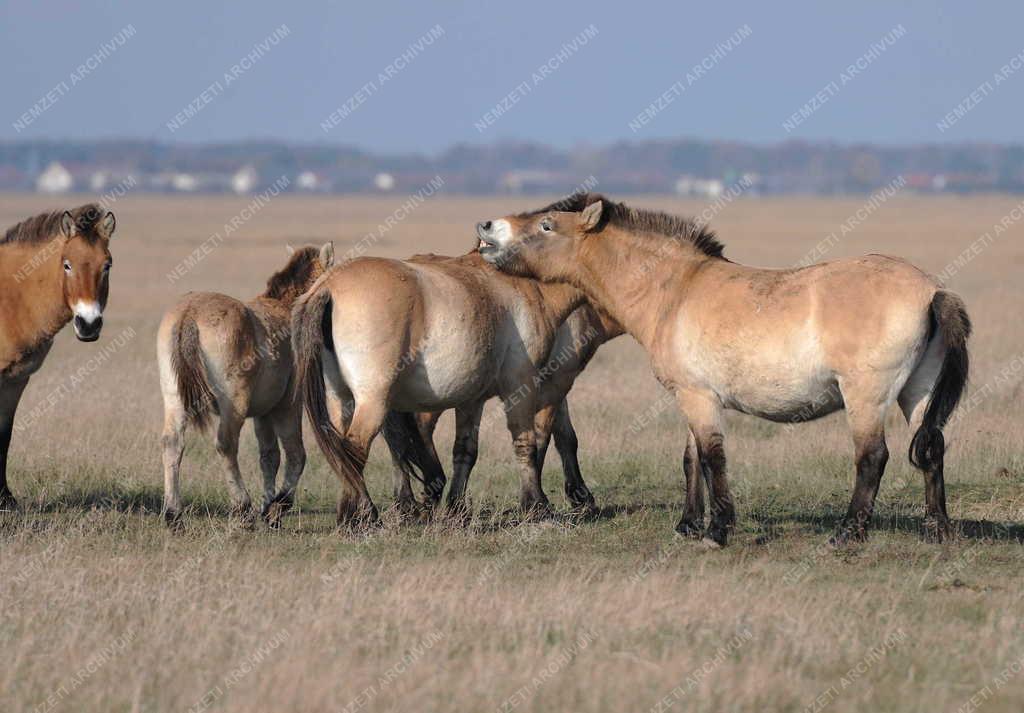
xmin=521 ymin=192 xmax=726 ymax=259
xmin=262 ymin=246 xmax=321 ymax=300
xmin=2 ymin=203 xmax=106 ymax=245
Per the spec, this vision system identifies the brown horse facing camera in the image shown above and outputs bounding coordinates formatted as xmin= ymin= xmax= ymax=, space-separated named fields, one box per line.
xmin=0 ymin=204 xmax=115 ymax=510
xmin=157 ymin=244 xmax=334 ymax=526
xmin=477 ymin=193 xmax=971 ymax=547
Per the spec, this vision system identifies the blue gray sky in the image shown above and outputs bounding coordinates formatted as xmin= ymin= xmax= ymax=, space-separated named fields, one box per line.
xmin=4 ymin=1 xmax=1023 ymax=151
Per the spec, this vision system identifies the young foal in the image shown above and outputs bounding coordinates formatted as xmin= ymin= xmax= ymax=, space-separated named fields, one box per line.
xmin=158 ymin=244 xmax=334 ymax=525
xmin=0 ymin=204 xmax=115 ymax=509
xmin=477 ymin=194 xmax=970 ymax=547
xmin=292 ymin=251 xmax=586 ymax=527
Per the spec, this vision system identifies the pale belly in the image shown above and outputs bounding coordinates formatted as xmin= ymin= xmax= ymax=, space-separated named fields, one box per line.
xmin=672 ymin=320 xmax=845 ymax=423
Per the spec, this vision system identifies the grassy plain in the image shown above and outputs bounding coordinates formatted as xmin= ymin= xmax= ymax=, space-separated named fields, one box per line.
xmin=2 ymin=193 xmax=1023 ymax=712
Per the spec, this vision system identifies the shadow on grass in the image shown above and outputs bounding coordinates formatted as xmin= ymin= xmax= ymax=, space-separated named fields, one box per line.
xmin=751 ymin=508 xmax=1024 ymax=543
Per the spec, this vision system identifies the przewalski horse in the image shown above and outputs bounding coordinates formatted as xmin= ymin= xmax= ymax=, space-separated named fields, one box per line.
xmin=401 ymin=294 xmax=626 ymax=516
xmin=157 ymin=243 xmax=334 ymax=526
xmin=291 ymin=251 xmax=589 ymax=528
xmin=0 ymin=204 xmax=116 ymax=509
xmin=477 ymin=193 xmax=970 ymax=547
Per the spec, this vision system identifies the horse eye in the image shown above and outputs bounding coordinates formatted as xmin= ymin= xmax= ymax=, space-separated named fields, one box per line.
xmin=103 ymin=261 xmax=112 ymax=273
xmin=62 ymin=260 xmax=72 ymax=273
xmin=540 ymin=220 xmax=553 ymax=232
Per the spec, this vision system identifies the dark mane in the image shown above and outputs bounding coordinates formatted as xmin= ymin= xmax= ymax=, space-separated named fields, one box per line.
xmin=2 ymin=203 xmax=106 ymax=245
xmin=262 ymin=247 xmax=321 ymax=301
xmin=521 ymin=192 xmax=726 ymax=259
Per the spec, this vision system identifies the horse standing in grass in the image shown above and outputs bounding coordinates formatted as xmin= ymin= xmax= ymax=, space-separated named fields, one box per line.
xmin=157 ymin=243 xmax=334 ymax=525
xmin=0 ymin=204 xmax=116 ymax=510
xmin=398 ymin=295 xmax=626 ymax=516
xmin=477 ymin=193 xmax=970 ymax=547
xmin=292 ymin=251 xmax=594 ymax=528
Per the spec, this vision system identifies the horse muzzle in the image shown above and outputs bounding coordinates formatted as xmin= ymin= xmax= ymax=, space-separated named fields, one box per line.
xmin=73 ymin=314 xmax=103 ymax=342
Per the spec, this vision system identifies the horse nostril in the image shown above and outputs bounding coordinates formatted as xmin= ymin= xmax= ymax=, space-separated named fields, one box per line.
xmin=480 ymin=221 xmax=492 ymax=232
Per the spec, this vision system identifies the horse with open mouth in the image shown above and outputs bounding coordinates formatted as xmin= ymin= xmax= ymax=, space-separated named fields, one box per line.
xmin=477 ymin=193 xmax=971 ymax=547
xmin=0 ymin=204 xmax=116 ymax=510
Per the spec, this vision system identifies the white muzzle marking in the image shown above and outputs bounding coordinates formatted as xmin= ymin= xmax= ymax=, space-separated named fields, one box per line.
xmin=491 ymin=219 xmax=512 ymax=247
xmin=73 ymin=300 xmax=102 ymax=325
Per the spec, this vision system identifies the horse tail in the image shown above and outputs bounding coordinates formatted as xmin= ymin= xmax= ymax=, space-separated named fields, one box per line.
xmin=291 ymin=280 xmax=365 ymax=494
xmin=170 ymin=313 xmax=217 ymax=431
xmin=909 ymin=290 xmax=972 ymax=470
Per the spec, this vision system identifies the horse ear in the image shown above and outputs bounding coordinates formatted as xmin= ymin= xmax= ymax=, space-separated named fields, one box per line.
xmin=320 ymin=241 xmax=335 ymax=267
xmin=285 ymin=243 xmax=296 ymax=255
xmin=98 ymin=211 xmax=116 ymax=239
xmin=579 ymin=200 xmax=603 ymax=232
xmin=60 ymin=211 xmax=76 ymax=239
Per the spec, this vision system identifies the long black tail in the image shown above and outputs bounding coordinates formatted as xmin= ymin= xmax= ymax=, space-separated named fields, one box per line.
xmin=171 ymin=315 xmax=217 ymax=431
xmin=291 ymin=281 xmax=367 ymax=493
xmin=382 ymin=411 xmax=447 ymax=500
xmin=909 ymin=290 xmax=971 ymax=470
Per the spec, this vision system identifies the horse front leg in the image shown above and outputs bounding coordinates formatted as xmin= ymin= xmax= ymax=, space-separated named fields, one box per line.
xmin=0 ymin=378 xmax=30 ymax=511
xmin=676 ymin=391 xmax=734 ymax=547
xmin=676 ymin=426 xmax=706 ymax=538
xmin=503 ymin=390 xmax=552 ymax=519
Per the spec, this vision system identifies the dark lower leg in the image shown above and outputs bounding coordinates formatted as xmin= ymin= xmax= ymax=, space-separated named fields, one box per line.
xmin=696 ymin=432 xmax=734 ymax=546
xmin=0 ymin=420 xmax=16 ymax=509
xmin=920 ymin=431 xmax=951 ymax=540
xmin=552 ymin=401 xmax=595 ymax=510
xmin=675 ymin=431 xmax=705 ymax=537
xmin=446 ymin=405 xmax=482 ymax=514
xmin=835 ymin=436 xmax=889 ymax=543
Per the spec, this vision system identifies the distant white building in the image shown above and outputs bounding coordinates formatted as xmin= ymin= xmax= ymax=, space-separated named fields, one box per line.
xmin=232 ymin=165 xmax=258 ymax=194
xmin=296 ymin=171 xmax=320 ymax=191
xmin=90 ymin=171 xmax=109 ymax=192
xmin=172 ymin=173 xmax=198 ymax=192
xmin=675 ymin=176 xmax=724 ymax=198
xmin=374 ymin=172 xmax=395 ymax=191
xmin=37 ymin=162 xmax=73 ymax=193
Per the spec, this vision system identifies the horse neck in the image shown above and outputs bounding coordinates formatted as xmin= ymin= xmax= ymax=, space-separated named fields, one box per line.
xmin=532 ymin=280 xmax=586 ymax=329
xmin=0 ymin=240 xmax=71 ymax=350
xmin=572 ymin=228 xmax=709 ymax=349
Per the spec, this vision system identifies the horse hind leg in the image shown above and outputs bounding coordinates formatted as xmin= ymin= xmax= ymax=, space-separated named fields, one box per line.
xmin=550 ymin=399 xmax=597 ymax=514
xmin=254 ymin=415 xmax=281 ymax=518
xmin=263 ymin=405 xmax=305 ymax=528
xmin=833 ymin=384 xmax=891 ymax=546
xmin=160 ymin=398 xmax=187 ymax=527
xmin=899 ymin=337 xmax=952 ymax=541
xmin=215 ymin=409 xmax=253 ymax=523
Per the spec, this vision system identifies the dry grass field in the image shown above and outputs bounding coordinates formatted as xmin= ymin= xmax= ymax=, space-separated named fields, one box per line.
xmin=2 ymin=192 xmax=1023 ymax=713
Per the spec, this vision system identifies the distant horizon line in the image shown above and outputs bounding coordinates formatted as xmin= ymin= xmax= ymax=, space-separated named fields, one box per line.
xmin=2 ymin=135 xmax=1022 ymax=156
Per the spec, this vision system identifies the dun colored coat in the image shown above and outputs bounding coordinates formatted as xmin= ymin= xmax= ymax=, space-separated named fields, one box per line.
xmin=477 ymin=193 xmax=970 ymax=547
xmin=291 ymin=251 xmax=593 ymax=527
xmin=157 ymin=244 xmax=334 ymax=525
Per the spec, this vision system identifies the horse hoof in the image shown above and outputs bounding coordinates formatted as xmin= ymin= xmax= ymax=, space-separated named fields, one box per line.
xmin=701 ymin=523 xmax=730 ymax=548
xmin=700 ymin=536 xmax=723 ymax=550
xmin=0 ymin=491 xmax=18 ymax=512
xmin=523 ymin=501 xmax=556 ymax=522
xmin=336 ymin=502 xmax=381 ymax=532
xmin=923 ymin=517 xmax=953 ymax=543
xmin=163 ymin=509 xmax=184 ymax=531
xmin=829 ymin=526 xmax=868 ymax=548
xmin=567 ymin=494 xmax=599 ymax=519
xmin=675 ymin=519 xmax=704 ymax=539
